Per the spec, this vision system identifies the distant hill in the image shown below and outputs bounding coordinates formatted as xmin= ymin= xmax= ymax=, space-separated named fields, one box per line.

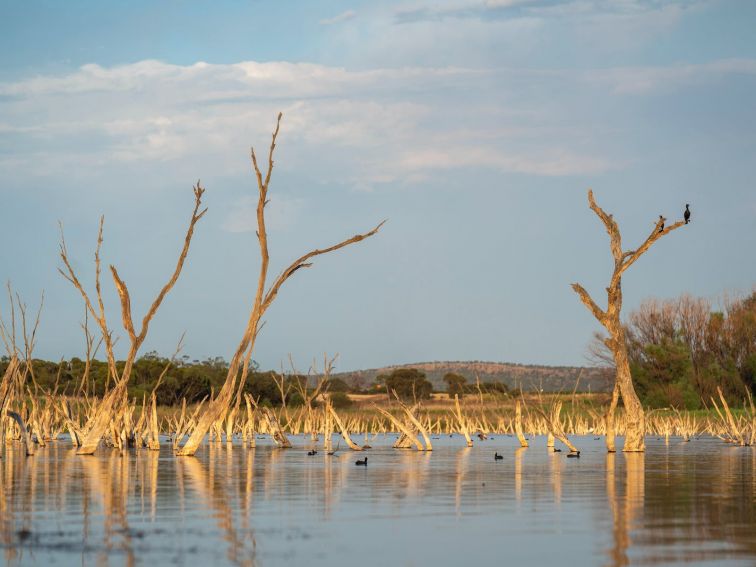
xmin=332 ymin=360 xmax=613 ymax=393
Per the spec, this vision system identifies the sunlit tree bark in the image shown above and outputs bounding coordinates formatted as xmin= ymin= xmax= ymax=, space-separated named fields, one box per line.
xmin=572 ymin=190 xmax=685 ymax=452
xmin=60 ymin=185 xmax=206 ymax=454
xmin=176 ymin=113 xmax=384 ymax=456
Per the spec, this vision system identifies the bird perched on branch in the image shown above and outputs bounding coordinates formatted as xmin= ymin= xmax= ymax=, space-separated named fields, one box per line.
xmin=684 ymin=204 xmax=691 ymax=224
xmin=658 ymin=215 xmax=666 ymax=233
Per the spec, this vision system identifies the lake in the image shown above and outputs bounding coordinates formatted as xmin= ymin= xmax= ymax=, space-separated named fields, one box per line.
xmin=1 ymin=435 xmax=754 ymax=566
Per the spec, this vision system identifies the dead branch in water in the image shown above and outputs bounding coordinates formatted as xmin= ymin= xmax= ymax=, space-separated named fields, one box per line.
xmin=176 ymin=113 xmax=383 ymax=456
xmin=59 ymin=184 xmax=206 ymax=454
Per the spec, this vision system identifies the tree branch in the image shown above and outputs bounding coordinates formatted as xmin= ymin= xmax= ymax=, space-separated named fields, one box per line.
xmin=571 ymin=282 xmax=607 ymax=324
xmin=618 ymin=219 xmax=685 ymax=278
xmin=587 ymin=189 xmax=622 ymax=261
xmin=262 ymin=220 xmax=386 ymax=311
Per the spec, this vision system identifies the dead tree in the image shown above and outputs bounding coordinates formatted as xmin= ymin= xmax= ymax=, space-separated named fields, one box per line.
xmin=176 ymin=113 xmax=384 ymax=456
xmin=0 ymin=286 xmax=43 ymax=456
xmin=59 ymin=185 xmax=206 ymax=454
xmin=294 ymin=353 xmax=336 ymax=441
xmin=571 ymin=190 xmax=685 ymax=452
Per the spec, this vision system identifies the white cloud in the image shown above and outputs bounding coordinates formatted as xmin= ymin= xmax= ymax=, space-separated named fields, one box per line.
xmin=0 ymin=56 xmax=751 ymax=191
xmin=320 ymin=9 xmax=357 ymax=25
xmin=399 ymin=145 xmax=614 ymax=176
xmin=587 ymin=59 xmax=756 ymax=94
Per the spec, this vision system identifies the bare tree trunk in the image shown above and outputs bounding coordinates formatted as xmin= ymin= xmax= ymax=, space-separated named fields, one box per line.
xmin=374 ymin=405 xmax=424 ymax=451
xmin=5 ymin=410 xmax=34 ymax=456
xmin=327 ymin=404 xmax=362 ymax=451
xmin=605 ymin=381 xmax=620 ymax=452
xmin=261 ymin=408 xmax=291 ymax=448
xmin=60 ymin=185 xmax=206 ymax=454
xmin=515 ymin=400 xmax=529 ymax=448
xmin=176 ymin=114 xmax=383 ymax=456
xmin=452 ymin=394 xmax=473 ymax=447
xmin=572 ymin=190 xmax=686 ymax=453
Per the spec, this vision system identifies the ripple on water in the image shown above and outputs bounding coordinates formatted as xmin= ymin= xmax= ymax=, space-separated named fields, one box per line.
xmin=0 ymin=435 xmax=754 ymax=566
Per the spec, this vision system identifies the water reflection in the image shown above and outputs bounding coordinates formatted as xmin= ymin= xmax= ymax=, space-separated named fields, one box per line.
xmin=0 ymin=437 xmax=753 ymax=566
xmin=605 ymin=452 xmax=644 ymax=567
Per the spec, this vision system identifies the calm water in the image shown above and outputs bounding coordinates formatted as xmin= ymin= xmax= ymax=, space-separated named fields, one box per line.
xmin=0 ymin=435 xmax=754 ymax=566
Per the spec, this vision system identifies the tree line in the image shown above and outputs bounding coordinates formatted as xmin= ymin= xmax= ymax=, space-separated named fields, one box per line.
xmin=591 ymin=291 xmax=756 ymax=409
xmin=3 ymin=291 xmax=750 ymax=412
xmin=0 ymin=353 xmax=511 ymax=407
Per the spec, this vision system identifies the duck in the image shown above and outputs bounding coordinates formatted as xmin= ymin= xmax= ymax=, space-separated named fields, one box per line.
xmin=494 ymin=452 xmax=503 ymax=460
xmin=567 ymin=451 xmax=581 ymax=458
xmin=355 ymin=457 xmax=368 ymax=466
xmin=307 ymin=450 xmax=317 ymax=456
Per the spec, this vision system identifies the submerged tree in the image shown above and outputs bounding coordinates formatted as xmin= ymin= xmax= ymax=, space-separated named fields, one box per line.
xmin=176 ymin=113 xmax=384 ymax=456
xmin=571 ymin=190 xmax=686 ymax=452
xmin=59 ymin=185 xmax=206 ymax=454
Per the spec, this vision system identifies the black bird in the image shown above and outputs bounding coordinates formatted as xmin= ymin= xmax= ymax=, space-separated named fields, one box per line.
xmin=567 ymin=451 xmax=581 ymax=458
xmin=307 ymin=450 xmax=317 ymax=456
xmin=658 ymin=215 xmax=665 ymax=233
xmin=684 ymin=204 xmax=691 ymax=224
xmin=553 ymin=448 xmax=562 ymax=453
xmin=355 ymin=457 xmax=368 ymax=466
xmin=494 ymin=452 xmax=503 ymax=460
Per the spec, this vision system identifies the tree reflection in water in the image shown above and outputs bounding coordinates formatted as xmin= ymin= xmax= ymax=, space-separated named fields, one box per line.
xmin=0 ymin=436 xmax=753 ymax=566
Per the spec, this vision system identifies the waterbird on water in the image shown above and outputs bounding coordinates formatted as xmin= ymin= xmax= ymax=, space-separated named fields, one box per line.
xmin=684 ymin=204 xmax=691 ymax=224
xmin=494 ymin=452 xmax=503 ymax=461
xmin=567 ymin=451 xmax=581 ymax=459
xmin=307 ymin=450 xmax=317 ymax=456
xmin=355 ymin=457 xmax=368 ymax=466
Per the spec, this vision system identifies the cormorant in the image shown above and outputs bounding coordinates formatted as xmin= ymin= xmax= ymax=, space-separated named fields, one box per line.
xmin=658 ymin=215 xmax=665 ymax=233
xmin=567 ymin=451 xmax=581 ymax=458
xmin=494 ymin=452 xmax=503 ymax=460
xmin=553 ymin=448 xmax=562 ymax=453
xmin=684 ymin=204 xmax=691 ymax=224
xmin=355 ymin=457 xmax=368 ymax=466
xmin=307 ymin=450 xmax=317 ymax=456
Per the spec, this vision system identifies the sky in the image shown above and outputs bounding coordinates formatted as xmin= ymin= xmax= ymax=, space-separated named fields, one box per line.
xmin=0 ymin=0 xmax=754 ymax=372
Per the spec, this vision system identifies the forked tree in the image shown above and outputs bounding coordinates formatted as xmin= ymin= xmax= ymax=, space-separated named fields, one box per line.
xmin=571 ymin=190 xmax=686 ymax=452
xmin=176 ymin=113 xmax=384 ymax=456
xmin=59 ymin=185 xmax=206 ymax=454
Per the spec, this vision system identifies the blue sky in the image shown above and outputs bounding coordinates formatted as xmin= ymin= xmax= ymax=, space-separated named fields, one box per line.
xmin=1 ymin=0 xmax=754 ymax=371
